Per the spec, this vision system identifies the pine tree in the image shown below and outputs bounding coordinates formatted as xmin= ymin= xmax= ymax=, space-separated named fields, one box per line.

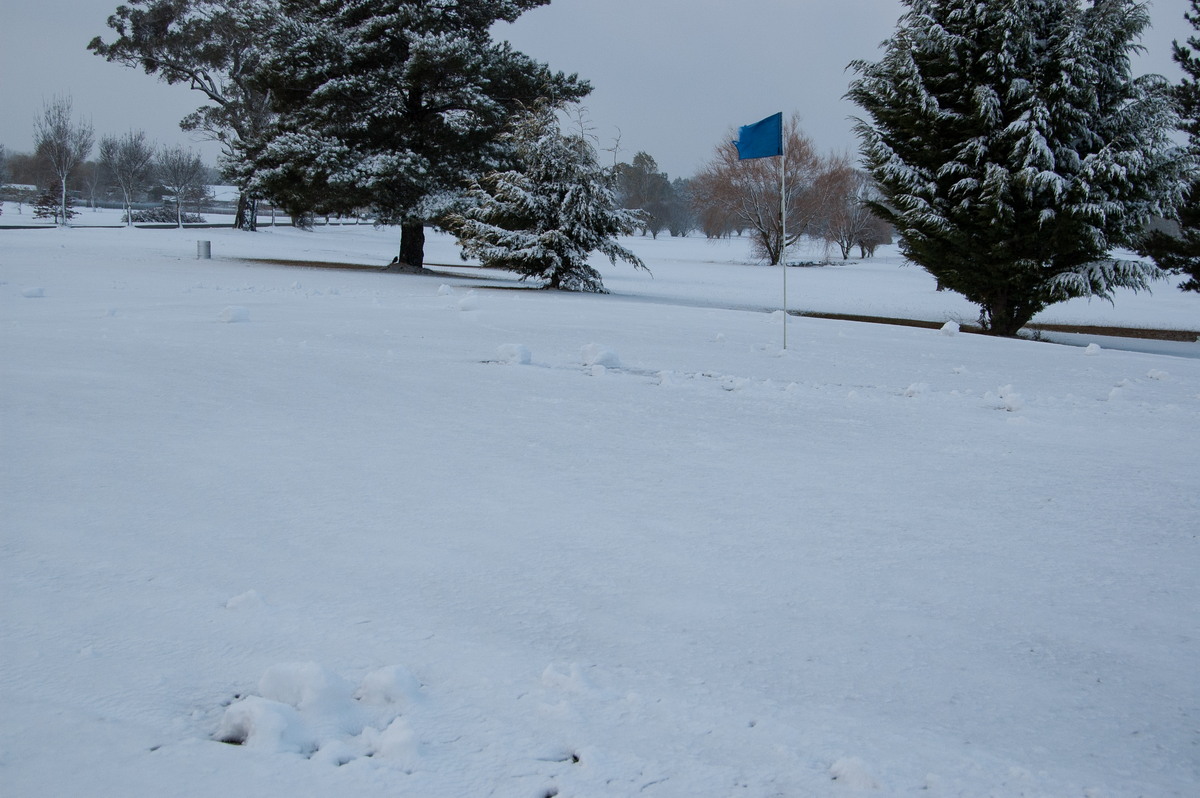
xmin=446 ymin=106 xmax=647 ymax=292
xmin=248 ymin=0 xmax=589 ymax=270
xmin=847 ymin=0 xmax=1182 ymax=335
xmin=33 ymin=184 xmax=77 ymax=224
xmin=1138 ymin=0 xmax=1200 ymax=292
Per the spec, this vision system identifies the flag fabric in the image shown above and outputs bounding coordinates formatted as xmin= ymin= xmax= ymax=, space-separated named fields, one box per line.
xmin=734 ymin=112 xmax=783 ymax=160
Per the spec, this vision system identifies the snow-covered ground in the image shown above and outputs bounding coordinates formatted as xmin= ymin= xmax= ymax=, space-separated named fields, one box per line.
xmin=2 ymin=215 xmax=1198 ymax=797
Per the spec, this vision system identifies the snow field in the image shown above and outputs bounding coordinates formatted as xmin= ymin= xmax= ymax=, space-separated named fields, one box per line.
xmin=1 ymin=222 xmax=1198 ymax=796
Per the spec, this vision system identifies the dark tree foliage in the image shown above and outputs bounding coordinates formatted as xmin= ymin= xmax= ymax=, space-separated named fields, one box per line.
xmin=248 ymin=0 xmax=590 ymax=270
xmin=89 ymin=0 xmax=277 ymax=231
xmin=848 ymin=0 xmax=1181 ymax=335
xmin=1138 ymin=0 xmax=1200 ymax=292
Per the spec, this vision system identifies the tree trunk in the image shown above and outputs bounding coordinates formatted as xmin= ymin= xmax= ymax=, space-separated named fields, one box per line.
xmin=59 ymin=177 xmax=69 ymax=227
xmin=387 ymin=223 xmax=427 ymax=272
xmin=233 ymin=192 xmax=258 ymax=231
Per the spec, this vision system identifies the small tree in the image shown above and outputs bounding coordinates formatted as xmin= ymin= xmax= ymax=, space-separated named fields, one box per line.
xmin=33 ymin=184 xmax=78 ymax=224
xmin=1138 ymin=0 xmax=1200 ymax=292
xmin=447 ymin=106 xmax=647 ymax=293
xmin=691 ymin=115 xmax=852 ymax=264
xmin=33 ymin=96 xmax=94 ymax=227
xmin=100 ymin=131 xmax=156 ymax=227
xmin=157 ymin=145 xmax=206 ymax=227
xmin=848 ymin=0 xmax=1182 ymax=335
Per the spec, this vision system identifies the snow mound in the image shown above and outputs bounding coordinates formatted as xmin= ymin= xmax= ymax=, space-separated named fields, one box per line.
xmin=219 ymin=305 xmax=250 ymax=323
xmin=904 ymin=382 xmax=929 ymax=398
xmin=216 ymin=695 xmax=312 ymax=754
xmin=995 ymin=384 xmax=1023 ymax=412
xmin=581 ymin=343 xmax=620 ymax=368
xmin=355 ymin=665 xmax=423 ymax=708
xmin=830 ymin=756 xmax=880 ymax=789
xmin=939 ymin=320 xmax=959 ymax=336
xmin=1084 ymin=343 xmax=1102 ymax=356
xmin=1147 ymin=369 xmax=1169 ymax=381
xmin=22 ymin=287 xmax=45 ymax=298
xmin=497 ymin=343 xmax=532 ymax=365
xmin=224 ymin=589 xmax=266 ymax=610
xmin=437 ymin=284 xmax=454 ymax=296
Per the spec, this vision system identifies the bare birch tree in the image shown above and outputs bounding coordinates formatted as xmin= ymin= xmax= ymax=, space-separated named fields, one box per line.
xmin=33 ymin=96 xmax=94 ymax=227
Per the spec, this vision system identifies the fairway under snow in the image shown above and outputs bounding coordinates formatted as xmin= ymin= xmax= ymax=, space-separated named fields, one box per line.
xmin=2 ymin=217 xmax=1197 ymax=796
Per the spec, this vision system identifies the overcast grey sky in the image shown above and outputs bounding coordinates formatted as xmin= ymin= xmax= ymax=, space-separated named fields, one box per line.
xmin=1 ymin=0 xmax=1192 ymax=180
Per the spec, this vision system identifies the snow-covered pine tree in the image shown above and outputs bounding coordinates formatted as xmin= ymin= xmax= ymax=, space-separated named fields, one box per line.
xmin=447 ymin=106 xmax=647 ymax=292
xmin=248 ymin=0 xmax=589 ymax=271
xmin=847 ymin=0 xmax=1182 ymax=335
xmin=1138 ymin=0 xmax=1200 ymax=292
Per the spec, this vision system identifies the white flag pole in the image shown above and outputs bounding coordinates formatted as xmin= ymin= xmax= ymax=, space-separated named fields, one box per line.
xmin=780 ymin=124 xmax=788 ymax=350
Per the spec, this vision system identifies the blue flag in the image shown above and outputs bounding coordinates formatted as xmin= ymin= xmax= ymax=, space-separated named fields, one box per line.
xmin=734 ymin=112 xmax=783 ymax=160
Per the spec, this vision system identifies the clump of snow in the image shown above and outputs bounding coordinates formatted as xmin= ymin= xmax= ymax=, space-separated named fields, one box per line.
xmin=224 ymin=589 xmax=266 ymax=610
xmin=996 ymin=384 xmax=1024 ymax=412
xmin=457 ymin=292 xmax=480 ymax=311
xmin=1084 ymin=343 xmax=1102 ymax=356
xmin=939 ymin=320 xmax=959 ymax=336
xmin=497 ymin=343 xmax=532 ymax=365
xmin=216 ymin=695 xmax=312 ymax=754
xmin=219 ymin=305 xmax=250 ymax=323
xmin=581 ymin=343 xmax=620 ymax=368
xmin=829 ymin=756 xmax=880 ymax=788
xmin=355 ymin=665 xmax=423 ymax=708
xmin=21 ymin=287 xmax=44 ymax=298
xmin=904 ymin=382 xmax=929 ymax=397
xmin=1147 ymin=369 xmax=1168 ymax=381
xmin=437 ymin=284 xmax=454 ymax=296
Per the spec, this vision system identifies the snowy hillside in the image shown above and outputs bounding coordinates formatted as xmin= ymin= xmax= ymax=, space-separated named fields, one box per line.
xmin=2 ymin=221 xmax=1198 ymax=797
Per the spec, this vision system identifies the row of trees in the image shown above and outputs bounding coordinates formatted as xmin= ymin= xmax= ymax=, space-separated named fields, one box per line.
xmin=77 ymin=0 xmax=1200 ymax=330
xmin=614 ymin=143 xmax=891 ymax=262
xmin=7 ymin=96 xmax=212 ymax=227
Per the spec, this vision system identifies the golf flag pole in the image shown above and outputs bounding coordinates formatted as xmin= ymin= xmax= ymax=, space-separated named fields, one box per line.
xmin=734 ymin=112 xmax=788 ymax=348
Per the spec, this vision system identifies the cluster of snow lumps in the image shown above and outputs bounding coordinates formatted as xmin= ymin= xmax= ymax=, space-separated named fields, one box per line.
xmin=215 ymin=662 xmax=423 ymax=767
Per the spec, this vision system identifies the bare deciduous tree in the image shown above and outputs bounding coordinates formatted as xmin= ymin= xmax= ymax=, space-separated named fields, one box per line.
xmin=691 ymin=115 xmax=852 ymax=264
xmin=156 ymin=145 xmax=205 ymax=228
xmin=100 ymin=131 xmax=157 ymax=226
xmin=33 ymin=96 xmax=94 ymax=227
xmin=821 ymin=170 xmax=893 ymax=260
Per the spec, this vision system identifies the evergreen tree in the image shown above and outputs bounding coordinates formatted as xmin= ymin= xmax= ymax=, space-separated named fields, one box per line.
xmin=249 ymin=0 xmax=589 ymax=271
xmin=33 ymin=184 xmax=77 ymax=224
xmin=1138 ymin=0 xmax=1200 ymax=292
xmin=446 ymin=106 xmax=647 ymax=292
xmin=847 ymin=0 xmax=1182 ymax=335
